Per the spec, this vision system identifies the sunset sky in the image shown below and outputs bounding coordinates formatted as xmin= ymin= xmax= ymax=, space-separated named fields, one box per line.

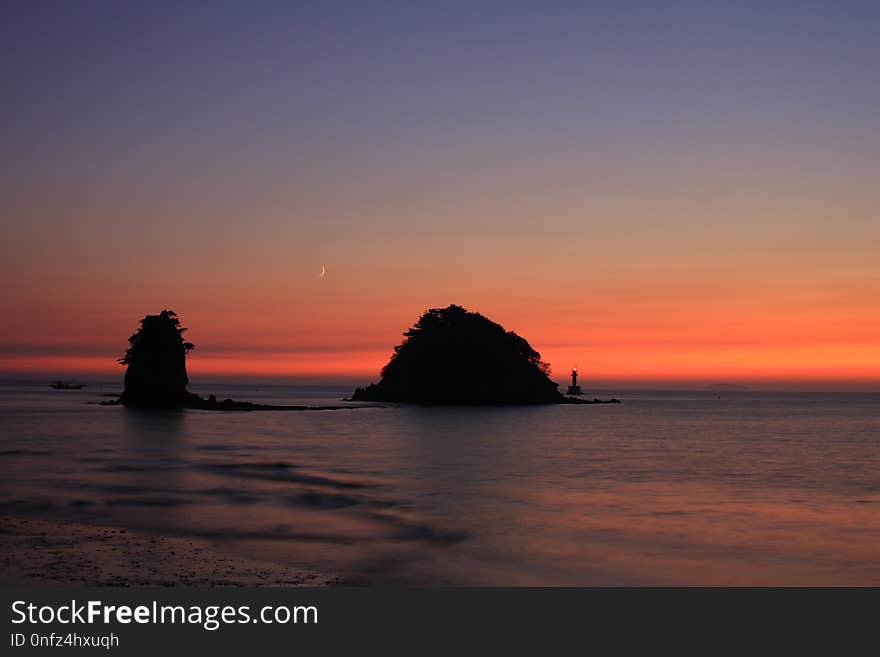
xmin=2 ymin=2 xmax=879 ymax=389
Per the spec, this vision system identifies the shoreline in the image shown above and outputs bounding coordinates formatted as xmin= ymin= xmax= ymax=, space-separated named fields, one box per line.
xmin=0 ymin=515 xmax=338 ymax=587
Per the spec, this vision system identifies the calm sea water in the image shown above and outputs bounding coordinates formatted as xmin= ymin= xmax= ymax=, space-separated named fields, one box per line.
xmin=1 ymin=380 xmax=879 ymax=585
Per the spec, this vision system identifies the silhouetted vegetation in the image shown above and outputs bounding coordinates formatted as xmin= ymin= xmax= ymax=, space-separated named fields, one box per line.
xmin=116 ymin=306 xmax=616 ymax=410
xmin=119 ymin=310 xmax=195 ymax=408
xmin=117 ymin=310 xmax=372 ymax=411
xmin=351 ymin=304 xmax=565 ymax=405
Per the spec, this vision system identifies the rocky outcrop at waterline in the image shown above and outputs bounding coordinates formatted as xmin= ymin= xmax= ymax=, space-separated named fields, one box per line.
xmin=115 ymin=307 xmax=617 ymax=410
xmin=119 ymin=310 xmax=194 ymax=408
xmin=350 ymin=304 xmax=619 ymax=405
xmin=117 ymin=310 xmax=371 ymax=411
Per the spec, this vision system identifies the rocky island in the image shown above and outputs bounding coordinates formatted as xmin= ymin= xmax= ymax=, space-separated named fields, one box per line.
xmin=117 ymin=310 xmax=359 ymax=411
xmin=351 ymin=304 xmax=619 ymax=405
xmin=115 ymin=307 xmax=617 ymax=409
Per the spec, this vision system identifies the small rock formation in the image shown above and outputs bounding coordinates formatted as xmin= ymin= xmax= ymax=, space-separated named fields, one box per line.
xmin=117 ymin=309 xmax=372 ymax=411
xmin=351 ymin=304 xmax=565 ymax=405
xmin=119 ymin=310 xmax=196 ymax=408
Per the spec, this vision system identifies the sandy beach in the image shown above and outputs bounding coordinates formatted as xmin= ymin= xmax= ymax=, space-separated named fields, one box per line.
xmin=0 ymin=516 xmax=338 ymax=587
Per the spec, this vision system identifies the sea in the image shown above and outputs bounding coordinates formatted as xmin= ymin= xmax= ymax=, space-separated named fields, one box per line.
xmin=1 ymin=380 xmax=878 ymax=585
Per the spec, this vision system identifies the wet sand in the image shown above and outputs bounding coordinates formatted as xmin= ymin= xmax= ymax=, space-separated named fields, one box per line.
xmin=0 ymin=516 xmax=338 ymax=586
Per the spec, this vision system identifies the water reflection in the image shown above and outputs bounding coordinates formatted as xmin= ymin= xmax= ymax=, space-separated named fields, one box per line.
xmin=117 ymin=408 xmax=186 ymax=517
xmin=2 ymin=384 xmax=879 ymax=584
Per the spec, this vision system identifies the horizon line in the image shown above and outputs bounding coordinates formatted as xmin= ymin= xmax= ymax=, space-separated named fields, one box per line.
xmin=3 ymin=371 xmax=877 ymax=394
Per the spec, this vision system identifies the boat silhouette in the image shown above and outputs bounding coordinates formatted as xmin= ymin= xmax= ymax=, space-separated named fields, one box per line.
xmin=49 ymin=381 xmax=84 ymax=390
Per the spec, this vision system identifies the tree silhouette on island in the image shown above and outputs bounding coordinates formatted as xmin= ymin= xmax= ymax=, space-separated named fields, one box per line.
xmin=119 ymin=310 xmax=195 ymax=408
xmin=117 ymin=306 xmax=618 ymax=409
xmin=351 ymin=304 xmax=618 ymax=405
xmin=118 ymin=310 xmax=353 ymax=411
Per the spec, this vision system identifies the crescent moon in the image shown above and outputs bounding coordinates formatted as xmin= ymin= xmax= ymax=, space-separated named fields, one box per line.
xmin=319 ymin=266 xmax=326 ymax=278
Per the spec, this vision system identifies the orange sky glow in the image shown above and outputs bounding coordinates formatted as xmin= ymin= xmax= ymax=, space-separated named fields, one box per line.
xmin=2 ymin=205 xmax=878 ymax=389
xmin=2 ymin=4 xmax=879 ymax=390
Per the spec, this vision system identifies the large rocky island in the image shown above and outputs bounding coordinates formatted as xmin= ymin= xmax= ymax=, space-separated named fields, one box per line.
xmin=351 ymin=304 xmax=619 ymax=405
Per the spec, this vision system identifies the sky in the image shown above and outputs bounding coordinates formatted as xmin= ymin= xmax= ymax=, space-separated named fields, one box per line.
xmin=2 ymin=1 xmax=879 ymax=389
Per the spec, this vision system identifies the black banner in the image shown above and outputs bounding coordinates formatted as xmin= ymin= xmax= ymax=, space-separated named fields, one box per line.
xmin=2 ymin=587 xmax=875 ymax=654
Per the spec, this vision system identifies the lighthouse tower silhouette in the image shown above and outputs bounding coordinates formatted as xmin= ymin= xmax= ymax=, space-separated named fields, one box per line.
xmin=567 ymin=368 xmax=582 ymax=396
